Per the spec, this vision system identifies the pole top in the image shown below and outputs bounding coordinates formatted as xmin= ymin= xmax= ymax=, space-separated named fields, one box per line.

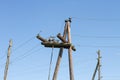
xmin=65 ymin=17 xmax=72 ymax=23
xmin=9 ymin=39 xmax=12 ymax=47
xmin=97 ymin=50 xmax=100 ymax=55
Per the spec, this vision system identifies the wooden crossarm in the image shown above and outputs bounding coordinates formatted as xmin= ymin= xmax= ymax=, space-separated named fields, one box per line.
xmin=41 ymin=42 xmax=76 ymax=51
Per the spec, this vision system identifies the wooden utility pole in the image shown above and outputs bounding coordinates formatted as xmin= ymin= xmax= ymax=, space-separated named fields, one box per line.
xmin=52 ymin=18 xmax=74 ymax=80
xmin=92 ymin=50 xmax=102 ymax=80
xmin=67 ymin=18 xmax=74 ymax=80
xmin=97 ymin=50 xmax=101 ymax=80
xmin=36 ymin=18 xmax=75 ymax=80
xmin=4 ymin=40 xmax=12 ymax=80
xmin=92 ymin=62 xmax=99 ymax=80
xmin=52 ymin=21 xmax=68 ymax=80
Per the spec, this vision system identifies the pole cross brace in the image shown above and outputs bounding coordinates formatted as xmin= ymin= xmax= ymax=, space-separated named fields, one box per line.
xmin=41 ymin=42 xmax=76 ymax=51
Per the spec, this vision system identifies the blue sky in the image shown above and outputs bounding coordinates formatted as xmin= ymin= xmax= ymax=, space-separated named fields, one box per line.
xmin=0 ymin=0 xmax=120 ymax=80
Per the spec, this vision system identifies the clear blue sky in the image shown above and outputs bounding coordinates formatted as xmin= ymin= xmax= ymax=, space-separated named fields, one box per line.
xmin=0 ymin=0 xmax=120 ymax=80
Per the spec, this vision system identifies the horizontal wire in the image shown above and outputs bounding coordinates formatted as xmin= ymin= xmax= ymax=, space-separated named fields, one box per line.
xmin=77 ymin=45 xmax=120 ymax=48
xmin=72 ymin=34 xmax=120 ymax=39
xmin=72 ymin=17 xmax=120 ymax=21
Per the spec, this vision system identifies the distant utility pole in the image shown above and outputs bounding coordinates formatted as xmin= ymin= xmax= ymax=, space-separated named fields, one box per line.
xmin=92 ymin=50 xmax=102 ymax=80
xmin=4 ymin=40 xmax=12 ymax=80
xmin=37 ymin=18 xmax=76 ymax=80
xmin=97 ymin=50 xmax=102 ymax=80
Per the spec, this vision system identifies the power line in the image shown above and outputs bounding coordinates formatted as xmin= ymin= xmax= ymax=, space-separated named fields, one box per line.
xmin=0 ymin=36 xmax=36 ymax=68
xmin=0 ymin=62 xmax=6 ymax=68
xmin=0 ymin=50 xmax=7 ymax=61
xmin=8 ymin=63 xmax=49 ymax=78
xmin=12 ymin=36 xmax=36 ymax=52
xmin=10 ymin=36 xmax=36 ymax=59
xmin=72 ymin=34 xmax=120 ymax=39
xmin=59 ymin=21 xmax=65 ymax=34
xmin=48 ymin=47 xmax=54 ymax=80
xmin=72 ymin=17 xmax=120 ymax=21
xmin=10 ymin=43 xmax=41 ymax=64
xmin=77 ymin=45 xmax=120 ymax=48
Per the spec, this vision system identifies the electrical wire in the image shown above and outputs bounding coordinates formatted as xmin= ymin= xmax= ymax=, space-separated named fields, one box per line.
xmin=8 ymin=64 xmax=48 ymax=77
xmin=0 ymin=50 xmax=7 ymax=61
xmin=48 ymin=46 xmax=54 ymax=80
xmin=0 ymin=45 xmax=40 ymax=67
xmin=0 ymin=50 xmax=9 ymax=68
xmin=77 ymin=45 xmax=120 ymax=48
xmin=72 ymin=34 xmax=120 ymax=39
xmin=0 ymin=62 xmax=6 ymax=68
xmin=0 ymin=36 xmax=36 ymax=70
xmin=59 ymin=21 xmax=65 ymax=34
xmin=10 ymin=36 xmax=36 ymax=61
xmin=72 ymin=17 xmax=120 ymax=21
xmin=10 ymin=43 xmax=40 ymax=64
xmin=12 ymin=36 xmax=35 ymax=52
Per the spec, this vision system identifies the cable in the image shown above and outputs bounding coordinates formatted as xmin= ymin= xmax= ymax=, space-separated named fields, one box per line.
xmin=0 ymin=36 xmax=36 ymax=72
xmin=0 ymin=50 xmax=7 ymax=61
xmin=13 ymin=36 xmax=35 ymax=52
xmin=11 ymin=44 xmax=40 ymax=64
xmin=77 ymin=45 xmax=120 ymax=48
xmin=10 ymin=43 xmax=40 ymax=64
xmin=72 ymin=17 xmax=120 ymax=21
xmin=0 ymin=50 xmax=10 ymax=68
xmin=0 ymin=62 xmax=6 ymax=68
xmin=0 ymin=36 xmax=35 ymax=67
xmin=48 ymin=46 xmax=54 ymax=80
xmin=10 ymin=47 xmax=42 ymax=66
xmin=0 ymin=54 xmax=6 ymax=61
xmin=59 ymin=21 xmax=65 ymax=34
xmin=72 ymin=34 xmax=120 ymax=39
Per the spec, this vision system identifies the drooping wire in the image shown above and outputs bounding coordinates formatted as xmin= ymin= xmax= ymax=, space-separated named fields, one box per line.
xmin=0 ymin=36 xmax=36 ymax=68
xmin=13 ymin=36 xmax=35 ymax=52
xmin=0 ymin=48 xmax=10 ymax=68
xmin=71 ymin=34 xmax=120 ymax=39
xmin=10 ymin=36 xmax=36 ymax=61
xmin=59 ymin=21 xmax=65 ymax=34
xmin=10 ymin=43 xmax=40 ymax=64
xmin=48 ymin=46 xmax=54 ymax=80
xmin=0 ymin=50 xmax=7 ymax=61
